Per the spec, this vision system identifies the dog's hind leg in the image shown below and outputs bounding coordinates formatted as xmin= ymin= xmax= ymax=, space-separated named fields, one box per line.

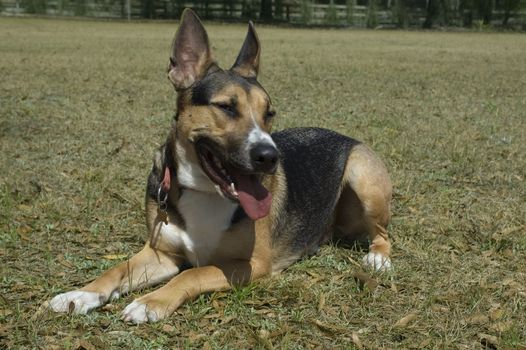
xmin=335 ymin=144 xmax=392 ymax=271
xmin=47 ymin=244 xmax=182 ymax=314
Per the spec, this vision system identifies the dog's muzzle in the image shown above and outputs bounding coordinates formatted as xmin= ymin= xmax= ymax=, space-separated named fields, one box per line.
xmin=194 ymin=138 xmax=277 ymax=220
xmin=249 ymin=143 xmax=279 ymax=174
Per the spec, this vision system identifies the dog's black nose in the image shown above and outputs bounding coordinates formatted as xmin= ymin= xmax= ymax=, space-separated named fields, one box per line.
xmin=250 ymin=143 xmax=279 ymax=173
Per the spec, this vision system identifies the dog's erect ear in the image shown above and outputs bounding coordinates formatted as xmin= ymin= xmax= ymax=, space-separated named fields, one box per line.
xmin=168 ymin=9 xmax=213 ymax=90
xmin=231 ymin=22 xmax=260 ymax=78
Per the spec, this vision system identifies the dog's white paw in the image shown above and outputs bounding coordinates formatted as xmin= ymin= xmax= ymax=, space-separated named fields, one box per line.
xmin=121 ymin=300 xmax=159 ymax=324
xmin=109 ymin=290 xmax=121 ymax=301
xmin=49 ymin=290 xmax=104 ymax=314
xmin=362 ymin=252 xmax=392 ymax=271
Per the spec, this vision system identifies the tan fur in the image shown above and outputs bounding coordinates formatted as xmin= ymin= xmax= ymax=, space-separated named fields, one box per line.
xmin=62 ymin=142 xmax=392 ymax=321
xmin=125 ymin=216 xmax=272 ymax=320
xmin=175 ymin=84 xmax=272 ymax=163
xmin=80 ymin=244 xmax=182 ymax=298
xmin=335 ymin=144 xmax=392 ymax=257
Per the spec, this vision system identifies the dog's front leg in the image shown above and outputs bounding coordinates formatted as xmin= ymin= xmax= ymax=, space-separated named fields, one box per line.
xmin=48 ymin=244 xmax=182 ymax=314
xmin=121 ymin=258 xmax=270 ymax=323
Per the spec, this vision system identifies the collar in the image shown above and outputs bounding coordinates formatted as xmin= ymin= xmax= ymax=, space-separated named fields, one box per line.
xmin=157 ymin=166 xmax=172 ymax=211
xmin=161 ymin=166 xmax=171 ymax=193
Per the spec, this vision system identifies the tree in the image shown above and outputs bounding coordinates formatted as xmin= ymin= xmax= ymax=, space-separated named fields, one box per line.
xmin=476 ymin=0 xmax=494 ymax=25
xmin=394 ymin=0 xmax=408 ymax=28
xmin=366 ymin=0 xmax=378 ymax=28
xmin=172 ymin=0 xmax=184 ymax=18
xmin=142 ymin=0 xmax=155 ymax=18
xmin=439 ymin=0 xmax=451 ymax=25
xmin=460 ymin=0 xmax=474 ymax=27
xmin=300 ymin=0 xmax=312 ymax=24
xmin=260 ymin=0 xmax=273 ymax=20
xmin=23 ymin=0 xmax=47 ymax=14
xmin=242 ymin=0 xmax=257 ymax=19
xmin=423 ymin=0 xmax=440 ymax=28
xmin=502 ymin=0 xmax=521 ymax=26
xmin=223 ymin=0 xmax=236 ymax=18
xmin=275 ymin=0 xmax=284 ymax=19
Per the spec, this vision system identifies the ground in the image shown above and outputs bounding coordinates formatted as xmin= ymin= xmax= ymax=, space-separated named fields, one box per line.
xmin=0 ymin=17 xmax=525 ymax=349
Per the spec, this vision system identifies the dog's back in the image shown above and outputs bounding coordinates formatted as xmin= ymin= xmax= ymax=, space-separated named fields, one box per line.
xmin=269 ymin=128 xmax=360 ymax=270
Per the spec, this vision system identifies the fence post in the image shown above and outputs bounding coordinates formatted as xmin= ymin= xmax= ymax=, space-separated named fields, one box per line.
xmin=346 ymin=0 xmax=355 ymax=26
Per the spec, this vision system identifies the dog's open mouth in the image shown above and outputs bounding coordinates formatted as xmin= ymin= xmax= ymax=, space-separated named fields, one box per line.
xmin=195 ymin=141 xmax=272 ymax=220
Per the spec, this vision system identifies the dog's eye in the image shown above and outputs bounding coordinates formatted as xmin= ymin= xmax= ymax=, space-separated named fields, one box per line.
xmin=265 ymin=110 xmax=276 ymax=122
xmin=213 ymin=103 xmax=236 ymax=116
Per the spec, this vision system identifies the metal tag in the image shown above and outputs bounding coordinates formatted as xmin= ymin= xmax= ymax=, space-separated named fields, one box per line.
xmin=157 ymin=207 xmax=168 ymax=225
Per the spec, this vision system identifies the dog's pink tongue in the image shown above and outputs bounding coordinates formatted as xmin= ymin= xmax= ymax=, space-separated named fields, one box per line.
xmin=234 ymin=175 xmax=272 ymax=220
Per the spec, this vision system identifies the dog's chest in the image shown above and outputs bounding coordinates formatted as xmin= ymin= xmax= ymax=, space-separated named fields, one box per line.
xmin=159 ymin=190 xmax=238 ymax=266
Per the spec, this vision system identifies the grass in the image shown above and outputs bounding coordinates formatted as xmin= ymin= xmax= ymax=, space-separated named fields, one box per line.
xmin=1 ymin=17 xmax=525 ymax=349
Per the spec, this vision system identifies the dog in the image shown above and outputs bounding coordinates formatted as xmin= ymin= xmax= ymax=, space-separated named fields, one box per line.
xmin=47 ymin=9 xmax=392 ymax=324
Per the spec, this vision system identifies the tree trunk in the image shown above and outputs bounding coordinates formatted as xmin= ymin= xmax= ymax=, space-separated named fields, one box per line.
xmin=142 ymin=0 xmax=155 ymax=19
xmin=439 ymin=0 xmax=449 ymax=25
xmin=275 ymin=0 xmax=283 ymax=19
xmin=395 ymin=0 xmax=407 ymax=28
xmin=366 ymin=0 xmax=378 ymax=28
xmin=260 ymin=0 xmax=273 ymax=21
xmin=482 ymin=0 xmax=493 ymax=25
xmin=460 ymin=0 xmax=473 ymax=27
xmin=423 ymin=0 xmax=439 ymax=28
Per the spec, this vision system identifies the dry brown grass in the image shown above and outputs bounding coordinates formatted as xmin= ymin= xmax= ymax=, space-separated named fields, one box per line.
xmin=1 ymin=17 xmax=525 ymax=349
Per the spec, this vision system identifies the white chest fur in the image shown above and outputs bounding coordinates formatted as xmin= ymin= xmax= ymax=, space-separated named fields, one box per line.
xmin=175 ymin=140 xmax=216 ymax=193
xmin=159 ymin=190 xmax=238 ymax=266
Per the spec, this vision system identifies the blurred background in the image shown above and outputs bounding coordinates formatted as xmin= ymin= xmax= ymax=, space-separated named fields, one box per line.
xmin=1 ymin=0 xmax=525 ymax=29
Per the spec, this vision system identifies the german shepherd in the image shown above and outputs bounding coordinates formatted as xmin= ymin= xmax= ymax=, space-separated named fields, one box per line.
xmin=47 ymin=9 xmax=392 ymax=323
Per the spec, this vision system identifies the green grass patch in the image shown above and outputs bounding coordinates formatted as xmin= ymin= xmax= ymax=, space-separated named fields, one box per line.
xmin=1 ymin=17 xmax=525 ymax=349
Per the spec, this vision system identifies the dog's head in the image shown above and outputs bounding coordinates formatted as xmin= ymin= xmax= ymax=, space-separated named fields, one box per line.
xmin=168 ymin=9 xmax=278 ymax=220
